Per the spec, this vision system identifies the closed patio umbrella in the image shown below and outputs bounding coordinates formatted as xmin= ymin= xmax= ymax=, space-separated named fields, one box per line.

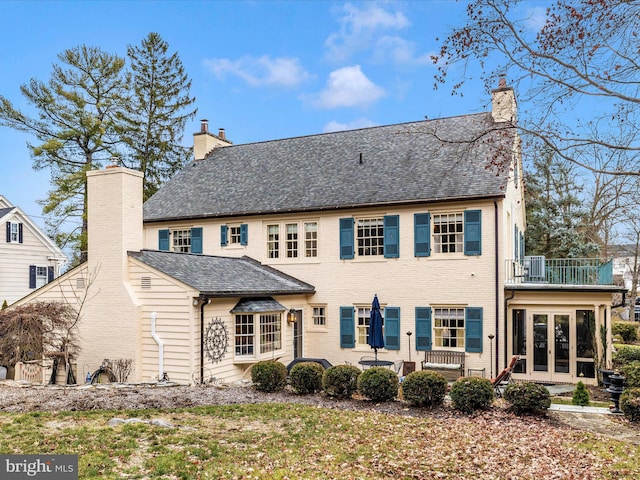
xmin=368 ymin=295 xmax=385 ymax=362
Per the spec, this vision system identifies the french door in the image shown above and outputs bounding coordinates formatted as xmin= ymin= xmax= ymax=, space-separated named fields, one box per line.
xmin=532 ymin=313 xmax=572 ymax=383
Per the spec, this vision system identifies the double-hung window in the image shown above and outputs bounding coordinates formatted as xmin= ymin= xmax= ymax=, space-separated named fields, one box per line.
xmin=6 ymin=221 xmax=23 ymax=243
xmin=339 ymin=215 xmax=399 ymax=259
xmin=415 ymin=306 xmax=483 ymax=353
xmin=434 ymin=307 xmax=465 ymax=348
xmin=158 ymin=227 xmax=203 ymax=254
xmin=234 ymin=312 xmax=283 ymax=359
xmin=433 ymin=214 xmax=463 ymax=253
xmin=221 ymin=224 xmax=248 ymax=247
xmin=29 ymin=265 xmax=54 ymax=289
xmin=413 ymin=210 xmax=481 ymax=257
xmin=267 ymin=220 xmax=319 ymax=260
xmin=312 ymin=305 xmax=326 ymax=327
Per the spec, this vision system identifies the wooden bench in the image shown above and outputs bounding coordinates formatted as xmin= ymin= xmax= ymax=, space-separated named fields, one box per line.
xmin=421 ymin=350 xmax=466 ymax=381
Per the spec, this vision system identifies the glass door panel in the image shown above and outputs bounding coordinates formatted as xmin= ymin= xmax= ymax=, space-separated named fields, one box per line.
xmin=533 ymin=314 xmax=548 ymax=372
xmin=554 ymin=314 xmax=570 ymax=373
xmin=512 ymin=309 xmax=526 ymax=373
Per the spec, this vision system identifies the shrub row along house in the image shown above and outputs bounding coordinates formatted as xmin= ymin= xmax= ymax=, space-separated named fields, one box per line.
xmin=12 ymin=81 xmax=624 ymax=386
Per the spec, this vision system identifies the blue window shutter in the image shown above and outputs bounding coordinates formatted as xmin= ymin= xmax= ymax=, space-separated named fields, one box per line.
xmin=519 ymin=232 xmax=524 ymax=262
xmin=47 ymin=266 xmax=54 ymax=283
xmin=220 ymin=225 xmax=228 ymax=246
xmin=18 ymin=223 xmax=23 ymax=243
xmin=414 ymin=213 xmax=431 ymax=257
xmin=415 ymin=307 xmax=432 ymax=351
xmin=464 ymin=210 xmax=482 ymax=256
xmin=340 ymin=306 xmax=355 ymax=348
xmin=240 ymin=224 xmax=248 ymax=246
xmin=514 ymin=225 xmax=519 ymax=260
xmin=465 ymin=307 xmax=483 ymax=353
xmin=384 ymin=307 xmax=400 ymax=350
xmin=383 ymin=215 xmax=399 ymax=258
xmin=191 ymin=227 xmax=203 ymax=254
xmin=29 ymin=265 xmax=36 ymax=289
xmin=339 ymin=218 xmax=354 ymax=259
xmin=158 ymin=229 xmax=170 ymax=251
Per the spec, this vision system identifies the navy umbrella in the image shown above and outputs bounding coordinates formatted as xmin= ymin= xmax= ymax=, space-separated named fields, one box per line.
xmin=368 ymin=295 xmax=385 ymax=361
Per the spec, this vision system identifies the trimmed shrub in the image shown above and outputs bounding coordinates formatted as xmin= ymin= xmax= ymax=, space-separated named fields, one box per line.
xmin=572 ymin=381 xmax=590 ymax=406
xmin=400 ymin=371 xmax=448 ymax=408
xmin=322 ymin=365 xmax=362 ymax=399
xmin=449 ymin=377 xmax=495 ymax=414
xmin=289 ymin=362 xmax=325 ymax=394
xmin=250 ymin=360 xmax=288 ymax=393
xmin=621 ymin=387 xmax=640 ymax=422
xmin=357 ymin=367 xmax=399 ymax=402
xmin=503 ymin=382 xmax=551 ymax=415
xmin=620 ymin=361 xmax=640 ymax=388
xmin=615 ymin=345 xmax=640 ymax=368
xmin=613 ymin=321 xmax=638 ymax=344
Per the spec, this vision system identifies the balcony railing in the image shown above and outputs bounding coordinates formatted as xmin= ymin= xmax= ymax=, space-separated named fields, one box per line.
xmin=505 ymin=257 xmax=613 ymax=286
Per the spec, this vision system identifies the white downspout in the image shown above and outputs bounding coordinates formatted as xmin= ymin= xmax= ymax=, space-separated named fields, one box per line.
xmin=150 ymin=312 xmax=164 ymax=381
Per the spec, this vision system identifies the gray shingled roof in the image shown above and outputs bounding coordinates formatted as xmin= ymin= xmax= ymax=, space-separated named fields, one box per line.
xmin=128 ymin=250 xmax=315 ymax=297
xmin=143 ymin=113 xmax=512 ymax=222
xmin=0 ymin=207 xmax=15 ymax=219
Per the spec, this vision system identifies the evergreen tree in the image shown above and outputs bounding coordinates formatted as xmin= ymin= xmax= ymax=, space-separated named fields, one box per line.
xmin=0 ymin=46 xmax=127 ymax=264
xmin=119 ymin=32 xmax=197 ymax=200
xmin=572 ymin=381 xmax=590 ymax=407
xmin=525 ymin=148 xmax=600 ymax=258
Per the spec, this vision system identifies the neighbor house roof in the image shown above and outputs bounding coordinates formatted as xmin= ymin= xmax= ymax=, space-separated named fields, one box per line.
xmin=143 ymin=113 xmax=512 ymax=222
xmin=128 ymin=250 xmax=315 ymax=297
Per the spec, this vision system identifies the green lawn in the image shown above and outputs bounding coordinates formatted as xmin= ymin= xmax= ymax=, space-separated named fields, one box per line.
xmin=0 ymin=403 xmax=638 ymax=479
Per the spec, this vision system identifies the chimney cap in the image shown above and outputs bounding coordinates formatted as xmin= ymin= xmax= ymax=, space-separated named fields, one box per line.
xmin=200 ymin=119 xmax=209 ymax=133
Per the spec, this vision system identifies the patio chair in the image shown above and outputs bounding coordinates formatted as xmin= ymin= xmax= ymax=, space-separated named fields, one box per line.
xmin=359 ymin=356 xmax=376 ymax=369
xmin=392 ymin=360 xmax=404 ymax=375
xmin=491 ymin=355 xmax=519 ymax=398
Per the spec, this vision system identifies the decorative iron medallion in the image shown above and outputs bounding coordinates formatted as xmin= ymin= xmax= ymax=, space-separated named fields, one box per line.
xmin=204 ymin=318 xmax=228 ymax=363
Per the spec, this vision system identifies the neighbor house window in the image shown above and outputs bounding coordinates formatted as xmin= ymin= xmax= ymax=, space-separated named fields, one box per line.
xmin=6 ymin=221 xmax=22 ymax=243
xmin=173 ymin=229 xmax=191 ymax=253
xmin=434 ymin=307 xmax=465 ymax=348
xmin=286 ymin=223 xmax=298 ymax=258
xmin=234 ymin=312 xmax=283 ymax=358
xmin=304 ymin=222 xmax=318 ymax=257
xmin=267 ymin=224 xmax=279 ymax=259
xmin=35 ymin=266 xmax=48 ymax=289
xmin=433 ymin=213 xmax=463 ymax=253
xmin=357 ymin=218 xmax=384 ymax=256
xmin=312 ymin=306 xmax=326 ymax=327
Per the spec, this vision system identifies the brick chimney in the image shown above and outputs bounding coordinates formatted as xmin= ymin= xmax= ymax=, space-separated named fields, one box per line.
xmin=491 ymin=76 xmax=517 ymax=123
xmin=193 ymin=119 xmax=232 ymax=160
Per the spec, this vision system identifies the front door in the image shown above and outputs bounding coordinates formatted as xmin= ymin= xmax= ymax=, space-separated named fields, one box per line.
xmin=292 ymin=310 xmax=303 ymax=358
xmin=529 ymin=312 xmax=573 ymax=383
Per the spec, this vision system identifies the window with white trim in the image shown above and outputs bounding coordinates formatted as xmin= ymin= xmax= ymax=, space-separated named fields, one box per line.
xmin=304 ymin=222 xmax=318 ymax=257
xmin=433 ymin=213 xmax=463 ymax=253
xmin=312 ymin=306 xmax=326 ymax=327
xmin=357 ymin=217 xmax=384 ymax=256
xmin=7 ymin=222 xmax=21 ymax=243
xmin=356 ymin=305 xmax=384 ymax=347
xmin=286 ymin=223 xmax=298 ymax=258
xmin=229 ymin=226 xmax=242 ymax=245
xmin=35 ymin=266 xmax=48 ymax=289
xmin=267 ymin=225 xmax=279 ymax=259
xmin=434 ymin=307 xmax=465 ymax=348
xmin=172 ymin=229 xmax=191 ymax=252
xmin=234 ymin=312 xmax=283 ymax=359
xmin=266 ymin=220 xmax=319 ymax=260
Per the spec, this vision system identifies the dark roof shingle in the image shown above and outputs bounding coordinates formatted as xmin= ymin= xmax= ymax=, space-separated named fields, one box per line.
xmin=144 ymin=114 xmax=511 ymax=222
xmin=129 ymin=250 xmax=315 ymax=297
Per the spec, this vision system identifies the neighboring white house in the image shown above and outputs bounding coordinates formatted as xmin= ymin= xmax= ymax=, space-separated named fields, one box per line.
xmin=11 ymin=82 xmax=625 ymax=386
xmin=0 ymin=196 xmax=67 ymax=306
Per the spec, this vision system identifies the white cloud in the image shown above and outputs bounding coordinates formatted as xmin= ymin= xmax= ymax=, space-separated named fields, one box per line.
xmin=373 ymin=35 xmax=432 ymax=66
xmin=323 ymin=118 xmax=378 ymax=133
xmin=325 ymin=1 xmax=410 ymax=62
xmin=309 ymin=65 xmax=386 ymax=109
xmin=204 ymin=55 xmax=311 ymax=88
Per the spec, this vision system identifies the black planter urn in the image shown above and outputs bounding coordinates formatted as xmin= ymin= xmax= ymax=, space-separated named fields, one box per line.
xmin=606 ymin=372 xmax=626 ymax=414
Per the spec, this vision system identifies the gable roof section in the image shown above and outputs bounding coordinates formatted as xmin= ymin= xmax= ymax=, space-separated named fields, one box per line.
xmin=128 ymin=250 xmax=315 ymax=297
xmin=144 ymin=113 xmax=512 ymax=222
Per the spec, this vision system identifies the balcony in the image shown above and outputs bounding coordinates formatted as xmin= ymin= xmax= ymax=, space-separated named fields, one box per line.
xmin=505 ymin=257 xmax=614 ymax=286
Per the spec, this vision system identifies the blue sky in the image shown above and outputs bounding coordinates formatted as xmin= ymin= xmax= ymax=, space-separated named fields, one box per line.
xmin=0 ymin=0 xmax=545 ymax=230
